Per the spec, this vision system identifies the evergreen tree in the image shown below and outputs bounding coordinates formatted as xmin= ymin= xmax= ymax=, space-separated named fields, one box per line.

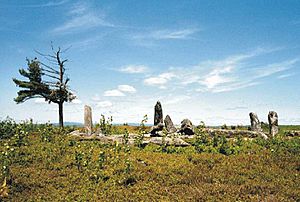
xmin=13 ymin=47 xmax=75 ymax=127
xmin=13 ymin=59 xmax=50 ymax=103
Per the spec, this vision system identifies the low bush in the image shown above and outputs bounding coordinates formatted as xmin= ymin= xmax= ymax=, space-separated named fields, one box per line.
xmin=0 ymin=117 xmax=17 ymax=139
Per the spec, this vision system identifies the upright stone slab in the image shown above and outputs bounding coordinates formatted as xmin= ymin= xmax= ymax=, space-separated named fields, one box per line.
xmin=268 ymin=111 xmax=278 ymax=137
xmin=164 ymin=115 xmax=177 ymax=133
xmin=154 ymin=101 xmax=163 ymax=125
xmin=84 ymin=105 xmax=93 ymax=135
xmin=249 ymin=112 xmax=262 ymax=132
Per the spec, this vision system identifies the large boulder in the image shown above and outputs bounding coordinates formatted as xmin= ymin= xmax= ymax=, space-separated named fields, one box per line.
xmin=84 ymin=105 xmax=93 ymax=135
xmin=150 ymin=123 xmax=164 ymax=136
xmin=154 ymin=101 xmax=163 ymax=125
xmin=179 ymin=119 xmax=194 ymax=135
xmin=268 ymin=111 xmax=278 ymax=137
xmin=76 ymin=135 xmax=190 ymax=146
xmin=285 ymin=131 xmax=300 ymax=137
xmin=205 ymin=128 xmax=268 ymax=139
xmin=164 ymin=115 xmax=177 ymax=133
xmin=149 ymin=137 xmax=190 ymax=146
xmin=249 ymin=112 xmax=262 ymax=132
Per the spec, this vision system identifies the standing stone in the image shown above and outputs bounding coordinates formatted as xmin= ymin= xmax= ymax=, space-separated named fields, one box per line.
xmin=179 ymin=119 xmax=194 ymax=135
xmin=268 ymin=111 xmax=278 ymax=137
xmin=154 ymin=101 xmax=163 ymax=125
xmin=84 ymin=105 xmax=93 ymax=135
xmin=164 ymin=115 xmax=177 ymax=133
xmin=249 ymin=112 xmax=262 ymax=132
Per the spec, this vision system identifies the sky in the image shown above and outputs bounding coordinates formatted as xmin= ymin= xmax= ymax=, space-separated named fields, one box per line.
xmin=0 ymin=0 xmax=300 ymax=126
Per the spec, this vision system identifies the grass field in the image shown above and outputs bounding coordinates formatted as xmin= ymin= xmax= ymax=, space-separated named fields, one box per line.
xmin=0 ymin=121 xmax=300 ymax=201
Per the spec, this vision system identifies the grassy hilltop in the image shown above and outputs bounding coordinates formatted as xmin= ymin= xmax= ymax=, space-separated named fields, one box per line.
xmin=0 ymin=118 xmax=300 ymax=201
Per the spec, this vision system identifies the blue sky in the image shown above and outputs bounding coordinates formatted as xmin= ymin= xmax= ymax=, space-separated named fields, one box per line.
xmin=0 ymin=0 xmax=300 ymax=125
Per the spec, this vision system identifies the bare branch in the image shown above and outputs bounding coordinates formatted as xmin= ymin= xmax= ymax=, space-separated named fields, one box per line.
xmin=44 ymin=73 xmax=60 ymax=81
xmin=41 ymin=68 xmax=58 ymax=76
xmin=51 ymin=41 xmax=56 ymax=55
xmin=61 ymin=45 xmax=72 ymax=53
xmin=40 ymin=62 xmax=59 ymax=74
xmin=34 ymin=50 xmax=56 ymax=59
xmin=64 ymin=78 xmax=70 ymax=85
xmin=43 ymin=56 xmax=57 ymax=63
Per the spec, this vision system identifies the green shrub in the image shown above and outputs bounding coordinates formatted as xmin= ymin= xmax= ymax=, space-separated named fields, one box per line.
xmin=98 ymin=114 xmax=113 ymax=135
xmin=256 ymin=136 xmax=300 ymax=155
xmin=221 ymin=124 xmax=228 ymax=130
xmin=74 ymin=144 xmax=92 ymax=171
xmin=11 ymin=125 xmax=29 ymax=147
xmin=134 ymin=115 xmax=148 ymax=149
xmin=98 ymin=151 xmax=106 ymax=169
xmin=193 ymin=123 xmax=242 ymax=155
xmin=74 ymin=150 xmax=84 ymax=171
xmin=0 ymin=143 xmax=15 ymax=184
xmin=38 ymin=123 xmax=55 ymax=142
xmin=194 ymin=133 xmax=210 ymax=153
xmin=0 ymin=118 xmax=17 ymax=139
xmin=18 ymin=119 xmax=36 ymax=134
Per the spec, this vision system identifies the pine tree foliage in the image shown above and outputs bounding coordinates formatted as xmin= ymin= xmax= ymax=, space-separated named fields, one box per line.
xmin=13 ymin=59 xmax=50 ymax=103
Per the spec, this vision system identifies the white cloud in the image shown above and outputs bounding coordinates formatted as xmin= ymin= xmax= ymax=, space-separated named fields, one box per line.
xmin=143 ymin=48 xmax=297 ymax=93
xmin=197 ymin=51 xmax=264 ymax=90
xmin=11 ymin=0 xmax=68 ymax=8
xmin=96 ymin=101 xmax=113 ymax=108
xmin=253 ymin=59 xmax=298 ymax=79
xmin=130 ymin=28 xmax=199 ymax=47
xmin=144 ymin=72 xmax=176 ymax=87
xmin=151 ymin=28 xmax=198 ymax=39
xmin=66 ymin=35 xmax=107 ymax=49
xmin=68 ymin=1 xmax=87 ymax=15
xmin=226 ymin=106 xmax=248 ymax=111
xmin=91 ymin=94 xmax=102 ymax=102
xmin=34 ymin=98 xmax=47 ymax=104
xmin=164 ymin=95 xmax=191 ymax=105
xmin=134 ymin=28 xmax=199 ymax=40
xmin=211 ymin=81 xmax=260 ymax=93
xmin=103 ymin=85 xmax=136 ymax=98
xmin=119 ymin=65 xmax=148 ymax=74
xmin=201 ymin=66 xmax=235 ymax=89
xmin=118 ymin=85 xmax=136 ymax=93
xmin=71 ymin=98 xmax=82 ymax=104
xmin=103 ymin=89 xmax=125 ymax=97
xmin=178 ymin=48 xmax=297 ymax=93
xmin=35 ymin=97 xmax=82 ymax=105
xmin=278 ymin=73 xmax=294 ymax=79
xmin=51 ymin=2 xmax=113 ymax=34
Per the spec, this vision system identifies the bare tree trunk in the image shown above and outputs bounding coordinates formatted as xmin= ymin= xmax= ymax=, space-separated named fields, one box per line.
xmin=58 ymin=102 xmax=64 ymax=128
